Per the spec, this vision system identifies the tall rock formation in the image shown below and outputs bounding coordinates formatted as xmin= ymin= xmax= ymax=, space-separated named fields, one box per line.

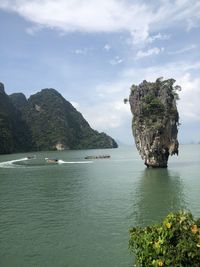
xmin=129 ymin=78 xmax=180 ymax=168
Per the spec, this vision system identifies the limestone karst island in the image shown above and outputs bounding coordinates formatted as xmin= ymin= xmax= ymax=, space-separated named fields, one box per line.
xmin=129 ymin=78 xmax=180 ymax=168
xmin=0 ymin=82 xmax=117 ymax=154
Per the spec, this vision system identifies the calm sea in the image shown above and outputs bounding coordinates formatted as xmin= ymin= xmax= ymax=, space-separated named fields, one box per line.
xmin=0 ymin=145 xmax=200 ymax=267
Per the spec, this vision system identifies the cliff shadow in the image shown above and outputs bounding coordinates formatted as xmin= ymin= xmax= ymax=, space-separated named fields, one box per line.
xmin=131 ymin=168 xmax=186 ymax=226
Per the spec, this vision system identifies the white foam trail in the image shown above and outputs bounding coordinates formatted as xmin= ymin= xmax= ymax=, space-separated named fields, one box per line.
xmin=58 ymin=160 xmax=93 ymax=164
xmin=0 ymin=157 xmax=29 ymax=168
xmin=0 ymin=157 xmax=93 ymax=168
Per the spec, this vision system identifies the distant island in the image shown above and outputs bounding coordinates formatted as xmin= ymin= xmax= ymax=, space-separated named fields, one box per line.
xmin=129 ymin=78 xmax=180 ymax=168
xmin=0 ymin=82 xmax=118 ymax=154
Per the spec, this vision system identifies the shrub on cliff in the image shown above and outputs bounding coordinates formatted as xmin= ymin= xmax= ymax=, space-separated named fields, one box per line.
xmin=141 ymin=93 xmax=165 ymax=118
xmin=129 ymin=211 xmax=200 ymax=266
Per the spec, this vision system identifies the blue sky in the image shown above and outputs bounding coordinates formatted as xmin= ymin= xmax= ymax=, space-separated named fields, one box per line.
xmin=0 ymin=0 xmax=200 ymax=144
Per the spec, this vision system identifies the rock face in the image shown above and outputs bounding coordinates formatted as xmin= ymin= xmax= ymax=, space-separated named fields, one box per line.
xmin=129 ymin=78 xmax=180 ymax=168
xmin=23 ymin=88 xmax=118 ymax=151
xmin=0 ymin=83 xmax=32 ymax=154
xmin=0 ymin=83 xmax=118 ymax=154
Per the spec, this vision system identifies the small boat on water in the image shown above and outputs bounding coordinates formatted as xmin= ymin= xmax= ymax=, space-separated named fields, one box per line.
xmin=84 ymin=155 xmax=111 ymax=160
xmin=45 ymin=158 xmax=59 ymax=164
xmin=27 ymin=155 xmax=36 ymax=160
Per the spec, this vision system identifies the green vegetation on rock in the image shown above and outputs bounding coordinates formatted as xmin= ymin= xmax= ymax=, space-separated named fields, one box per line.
xmin=129 ymin=211 xmax=200 ymax=267
xmin=129 ymin=78 xmax=180 ymax=168
xmin=0 ymin=83 xmax=118 ymax=154
xmin=0 ymin=83 xmax=32 ymax=154
xmin=141 ymin=93 xmax=165 ymax=118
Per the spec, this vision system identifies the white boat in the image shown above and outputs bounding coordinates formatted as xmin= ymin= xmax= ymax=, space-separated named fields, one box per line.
xmin=45 ymin=158 xmax=59 ymax=164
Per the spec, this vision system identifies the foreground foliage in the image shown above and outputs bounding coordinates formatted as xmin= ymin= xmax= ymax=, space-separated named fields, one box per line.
xmin=129 ymin=211 xmax=200 ymax=266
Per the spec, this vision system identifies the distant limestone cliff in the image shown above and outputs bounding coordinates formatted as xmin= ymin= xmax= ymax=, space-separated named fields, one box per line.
xmin=0 ymin=83 xmax=117 ymax=154
xmin=129 ymin=78 xmax=180 ymax=168
xmin=0 ymin=83 xmax=32 ymax=153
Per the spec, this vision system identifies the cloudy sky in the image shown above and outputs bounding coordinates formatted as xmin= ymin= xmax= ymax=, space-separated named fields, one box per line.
xmin=0 ymin=0 xmax=200 ymax=144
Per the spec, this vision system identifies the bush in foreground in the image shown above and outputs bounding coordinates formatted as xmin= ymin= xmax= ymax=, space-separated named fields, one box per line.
xmin=129 ymin=211 xmax=200 ymax=266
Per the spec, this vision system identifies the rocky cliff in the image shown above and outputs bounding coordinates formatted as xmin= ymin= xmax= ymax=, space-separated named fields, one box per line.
xmin=0 ymin=83 xmax=117 ymax=154
xmin=0 ymin=83 xmax=32 ymax=153
xmin=22 ymin=88 xmax=118 ymax=150
xmin=129 ymin=78 xmax=180 ymax=168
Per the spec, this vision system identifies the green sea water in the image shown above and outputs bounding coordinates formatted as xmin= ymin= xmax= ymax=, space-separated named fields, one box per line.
xmin=0 ymin=145 xmax=200 ymax=267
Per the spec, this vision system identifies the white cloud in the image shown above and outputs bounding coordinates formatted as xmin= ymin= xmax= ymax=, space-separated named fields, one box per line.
xmin=96 ymin=80 xmax=131 ymax=98
xmin=0 ymin=0 xmax=200 ymax=44
xmin=109 ymin=56 xmax=123 ymax=65
xmin=123 ymin=62 xmax=200 ymax=123
xmin=0 ymin=0 xmax=149 ymax=34
xmin=135 ymin=47 xmax=164 ymax=59
xmin=147 ymin=33 xmax=170 ymax=43
xmin=187 ymin=17 xmax=200 ymax=31
xmin=56 ymin=60 xmax=200 ymax=143
xmin=168 ymin=44 xmax=197 ymax=55
xmin=152 ymin=0 xmax=200 ymax=31
xmin=122 ymin=61 xmax=200 ymax=82
xmin=87 ymin=60 xmax=200 ymax=131
xmin=74 ymin=49 xmax=87 ymax=55
xmin=69 ymin=80 xmax=132 ymax=134
xmin=71 ymin=60 xmax=200 ymax=142
xmin=76 ymin=100 xmax=131 ymax=131
xmin=104 ymin=44 xmax=111 ymax=51
xmin=130 ymin=25 xmax=149 ymax=45
xmin=25 ymin=25 xmax=43 ymax=35
xmin=178 ymin=73 xmax=200 ymax=122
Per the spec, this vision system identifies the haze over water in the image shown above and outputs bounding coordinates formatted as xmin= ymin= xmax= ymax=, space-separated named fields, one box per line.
xmin=0 ymin=145 xmax=199 ymax=266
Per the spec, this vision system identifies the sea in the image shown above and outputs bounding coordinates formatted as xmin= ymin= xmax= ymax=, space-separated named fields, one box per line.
xmin=0 ymin=145 xmax=199 ymax=267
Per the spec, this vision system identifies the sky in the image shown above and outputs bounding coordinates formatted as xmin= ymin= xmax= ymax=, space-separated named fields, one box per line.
xmin=0 ymin=0 xmax=200 ymax=144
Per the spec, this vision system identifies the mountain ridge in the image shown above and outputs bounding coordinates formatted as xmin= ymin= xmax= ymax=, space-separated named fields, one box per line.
xmin=0 ymin=83 xmax=117 ymax=154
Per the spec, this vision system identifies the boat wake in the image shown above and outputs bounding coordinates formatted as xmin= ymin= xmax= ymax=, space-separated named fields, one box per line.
xmin=0 ymin=157 xmax=29 ymax=168
xmin=0 ymin=157 xmax=93 ymax=168
xmin=58 ymin=160 xmax=93 ymax=164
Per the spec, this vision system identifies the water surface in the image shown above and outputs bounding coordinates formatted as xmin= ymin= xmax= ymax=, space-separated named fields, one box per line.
xmin=0 ymin=145 xmax=200 ymax=266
